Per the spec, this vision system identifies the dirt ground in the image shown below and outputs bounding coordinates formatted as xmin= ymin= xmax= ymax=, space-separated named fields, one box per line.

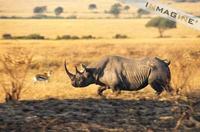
xmin=0 ymin=97 xmax=200 ymax=131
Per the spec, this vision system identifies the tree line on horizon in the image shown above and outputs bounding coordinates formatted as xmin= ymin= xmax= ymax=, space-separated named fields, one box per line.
xmin=32 ymin=3 xmax=151 ymax=18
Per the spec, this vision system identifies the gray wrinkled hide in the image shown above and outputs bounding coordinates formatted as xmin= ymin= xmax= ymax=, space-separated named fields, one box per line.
xmin=89 ymin=56 xmax=171 ymax=94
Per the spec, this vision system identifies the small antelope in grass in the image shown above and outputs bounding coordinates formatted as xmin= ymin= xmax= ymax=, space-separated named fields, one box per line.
xmin=33 ymin=70 xmax=53 ymax=83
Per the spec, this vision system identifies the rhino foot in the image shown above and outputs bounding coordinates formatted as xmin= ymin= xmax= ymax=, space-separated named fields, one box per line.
xmin=112 ymin=88 xmax=121 ymax=96
xmin=97 ymin=86 xmax=107 ymax=96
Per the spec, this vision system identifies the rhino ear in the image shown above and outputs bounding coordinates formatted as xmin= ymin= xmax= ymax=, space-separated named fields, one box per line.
xmin=81 ymin=64 xmax=87 ymax=71
xmin=81 ymin=64 xmax=93 ymax=73
xmin=81 ymin=64 xmax=87 ymax=69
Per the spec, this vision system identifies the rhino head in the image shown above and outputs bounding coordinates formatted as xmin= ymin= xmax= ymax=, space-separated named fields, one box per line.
xmin=64 ymin=61 xmax=95 ymax=87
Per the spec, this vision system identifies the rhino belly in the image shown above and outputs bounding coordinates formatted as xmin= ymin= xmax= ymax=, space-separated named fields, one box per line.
xmin=120 ymin=66 xmax=150 ymax=91
xmin=129 ymin=78 xmax=149 ymax=90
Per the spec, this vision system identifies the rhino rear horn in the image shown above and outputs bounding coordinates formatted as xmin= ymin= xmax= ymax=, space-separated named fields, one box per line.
xmin=75 ymin=65 xmax=83 ymax=74
xmin=81 ymin=64 xmax=87 ymax=72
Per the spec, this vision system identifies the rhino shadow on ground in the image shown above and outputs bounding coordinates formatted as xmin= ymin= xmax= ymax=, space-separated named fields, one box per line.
xmin=0 ymin=98 xmax=198 ymax=131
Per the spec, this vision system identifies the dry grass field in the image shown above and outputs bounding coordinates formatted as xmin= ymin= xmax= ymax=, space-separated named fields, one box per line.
xmin=0 ymin=38 xmax=200 ymax=102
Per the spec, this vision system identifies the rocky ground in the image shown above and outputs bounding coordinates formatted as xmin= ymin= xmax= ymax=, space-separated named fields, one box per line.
xmin=0 ymin=98 xmax=200 ymax=132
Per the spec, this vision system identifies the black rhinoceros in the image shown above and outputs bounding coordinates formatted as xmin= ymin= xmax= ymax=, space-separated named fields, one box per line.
xmin=64 ymin=56 xmax=173 ymax=96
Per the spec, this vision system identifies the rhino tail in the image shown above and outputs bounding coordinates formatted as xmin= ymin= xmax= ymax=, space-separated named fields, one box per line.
xmin=163 ymin=59 xmax=170 ymax=65
xmin=155 ymin=57 xmax=170 ymax=65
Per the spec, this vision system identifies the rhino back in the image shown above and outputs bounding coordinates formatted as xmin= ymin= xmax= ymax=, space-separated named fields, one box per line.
xmin=94 ymin=56 xmax=151 ymax=90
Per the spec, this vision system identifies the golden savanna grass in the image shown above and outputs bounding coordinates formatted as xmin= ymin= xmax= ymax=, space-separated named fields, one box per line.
xmin=0 ymin=37 xmax=200 ymax=102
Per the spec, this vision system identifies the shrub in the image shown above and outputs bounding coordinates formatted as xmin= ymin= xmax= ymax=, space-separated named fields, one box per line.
xmin=0 ymin=16 xmax=9 ymax=19
xmin=30 ymin=62 xmax=40 ymax=70
xmin=31 ymin=15 xmax=47 ymax=19
xmin=113 ymin=34 xmax=128 ymax=39
xmin=0 ymin=49 xmax=33 ymax=102
xmin=54 ymin=6 xmax=64 ymax=16
xmin=109 ymin=3 xmax=122 ymax=18
xmin=2 ymin=34 xmax=45 ymax=40
xmin=172 ymin=60 xmax=195 ymax=95
xmin=71 ymin=36 xmax=80 ymax=39
xmin=57 ymin=35 xmax=79 ymax=40
xmin=66 ymin=15 xmax=77 ymax=19
xmin=2 ymin=34 xmax=12 ymax=39
xmin=48 ymin=61 xmax=61 ymax=68
xmin=137 ymin=9 xmax=150 ymax=18
xmin=82 ymin=35 xmax=96 ymax=39
xmin=146 ymin=17 xmax=176 ymax=38
xmin=57 ymin=35 xmax=71 ymax=40
xmin=25 ymin=34 xmax=45 ymax=39
xmin=33 ymin=6 xmax=47 ymax=15
xmin=124 ymin=5 xmax=130 ymax=11
xmin=88 ymin=4 xmax=97 ymax=10
xmin=174 ymin=0 xmax=200 ymax=2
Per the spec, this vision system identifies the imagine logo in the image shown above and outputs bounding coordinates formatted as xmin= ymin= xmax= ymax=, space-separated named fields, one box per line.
xmin=119 ymin=0 xmax=200 ymax=31
xmin=145 ymin=2 xmax=197 ymax=25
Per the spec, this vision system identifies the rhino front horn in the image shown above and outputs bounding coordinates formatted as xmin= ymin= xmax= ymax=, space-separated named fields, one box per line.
xmin=64 ymin=61 xmax=75 ymax=80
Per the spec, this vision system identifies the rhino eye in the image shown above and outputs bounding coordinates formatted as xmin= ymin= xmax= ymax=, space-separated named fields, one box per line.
xmin=77 ymin=77 xmax=83 ymax=82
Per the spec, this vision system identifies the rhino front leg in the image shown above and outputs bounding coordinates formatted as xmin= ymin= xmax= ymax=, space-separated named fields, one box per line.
xmin=97 ymin=86 xmax=107 ymax=96
xmin=164 ymin=84 xmax=174 ymax=95
xmin=112 ymin=87 xmax=121 ymax=96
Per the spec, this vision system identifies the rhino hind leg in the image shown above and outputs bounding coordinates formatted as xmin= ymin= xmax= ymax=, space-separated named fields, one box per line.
xmin=150 ymin=80 xmax=173 ymax=95
xmin=150 ymin=81 xmax=165 ymax=95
